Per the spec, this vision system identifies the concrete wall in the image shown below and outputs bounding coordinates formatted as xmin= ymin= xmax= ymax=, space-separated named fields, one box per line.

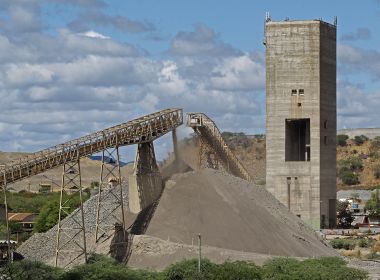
xmin=265 ymin=20 xmax=336 ymax=229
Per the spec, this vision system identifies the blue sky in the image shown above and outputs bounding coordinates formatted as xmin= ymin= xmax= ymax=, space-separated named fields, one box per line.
xmin=0 ymin=0 xmax=380 ymax=159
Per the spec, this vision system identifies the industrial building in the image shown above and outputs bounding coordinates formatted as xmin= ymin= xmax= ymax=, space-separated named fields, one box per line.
xmin=265 ymin=17 xmax=337 ymax=229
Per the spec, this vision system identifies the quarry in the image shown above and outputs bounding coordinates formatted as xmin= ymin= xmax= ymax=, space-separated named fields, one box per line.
xmin=0 ymin=17 xmax=379 ymax=280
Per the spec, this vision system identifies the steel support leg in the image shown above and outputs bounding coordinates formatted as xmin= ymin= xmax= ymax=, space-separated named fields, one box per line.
xmin=1 ymin=171 xmax=12 ymax=265
xmin=55 ymin=158 xmax=87 ymax=268
xmin=94 ymin=147 xmax=126 ymax=243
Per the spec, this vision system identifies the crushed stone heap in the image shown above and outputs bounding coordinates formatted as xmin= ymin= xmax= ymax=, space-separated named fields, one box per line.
xmin=146 ymin=168 xmax=335 ymax=257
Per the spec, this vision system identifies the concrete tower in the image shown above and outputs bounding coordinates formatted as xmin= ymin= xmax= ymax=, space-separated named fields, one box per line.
xmin=265 ymin=18 xmax=337 ymax=229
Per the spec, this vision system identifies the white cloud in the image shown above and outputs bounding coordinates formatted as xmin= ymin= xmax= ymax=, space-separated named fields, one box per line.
xmin=337 ymin=81 xmax=380 ymax=129
xmin=79 ymin=30 xmax=110 ymax=39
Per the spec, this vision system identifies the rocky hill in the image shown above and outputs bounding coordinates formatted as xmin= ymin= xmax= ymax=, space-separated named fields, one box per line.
xmin=221 ymin=132 xmax=380 ymax=190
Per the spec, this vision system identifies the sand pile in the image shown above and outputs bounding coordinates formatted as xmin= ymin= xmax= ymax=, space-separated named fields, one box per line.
xmin=146 ymin=168 xmax=335 ymax=257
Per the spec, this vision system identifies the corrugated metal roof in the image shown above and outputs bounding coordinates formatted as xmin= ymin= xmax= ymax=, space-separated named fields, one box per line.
xmin=8 ymin=213 xmax=37 ymax=222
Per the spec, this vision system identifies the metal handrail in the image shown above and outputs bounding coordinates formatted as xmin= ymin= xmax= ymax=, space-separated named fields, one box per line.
xmin=0 ymin=108 xmax=183 ymax=187
xmin=187 ymin=113 xmax=252 ymax=181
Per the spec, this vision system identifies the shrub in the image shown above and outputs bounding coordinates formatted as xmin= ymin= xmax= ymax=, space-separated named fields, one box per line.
xmin=62 ymin=254 xmax=159 ymax=280
xmin=215 ymin=261 xmax=262 ymax=280
xmin=330 ymin=239 xmax=355 ymax=250
xmin=358 ymin=238 xmax=372 ymax=248
xmin=369 ymin=137 xmax=380 ymax=157
xmin=34 ymin=193 xmax=89 ymax=233
xmin=340 ymin=170 xmax=360 ymax=185
xmin=5 ymin=260 xmax=63 ymax=280
xmin=163 ymin=258 xmax=218 ymax=280
xmin=353 ymin=135 xmax=368 ymax=145
xmin=337 ymin=134 xmax=349 ymax=146
xmin=349 ymin=157 xmax=363 ymax=171
xmin=262 ymin=257 xmax=368 ymax=280
xmin=365 ymin=189 xmax=380 ymax=216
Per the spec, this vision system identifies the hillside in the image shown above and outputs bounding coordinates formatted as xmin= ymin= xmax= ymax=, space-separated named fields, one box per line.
xmin=220 ymin=133 xmax=380 ymax=190
xmin=0 ymin=151 xmax=132 ymax=192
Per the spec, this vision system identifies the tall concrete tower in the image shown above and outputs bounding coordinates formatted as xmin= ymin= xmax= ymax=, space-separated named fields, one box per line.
xmin=265 ymin=18 xmax=337 ymax=229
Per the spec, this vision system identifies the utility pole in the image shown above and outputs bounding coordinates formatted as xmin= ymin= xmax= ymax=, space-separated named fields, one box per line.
xmin=198 ymin=233 xmax=202 ymax=273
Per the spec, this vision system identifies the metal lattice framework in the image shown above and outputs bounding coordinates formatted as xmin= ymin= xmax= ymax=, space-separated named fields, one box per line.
xmin=55 ymin=158 xmax=87 ymax=268
xmin=0 ymin=108 xmax=183 ymax=187
xmin=94 ymin=147 xmax=126 ymax=243
xmin=187 ymin=113 xmax=252 ymax=182
xmin=0 ymin=108 xmax=183 ymax=266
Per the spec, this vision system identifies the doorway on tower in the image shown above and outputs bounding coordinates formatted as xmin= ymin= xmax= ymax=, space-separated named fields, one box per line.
xmin=285 ymin=118 xmax=310 ymax=161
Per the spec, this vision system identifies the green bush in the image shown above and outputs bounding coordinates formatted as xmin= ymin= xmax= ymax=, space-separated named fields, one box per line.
xmin=34 ymin=193 xmax=89 ymax=233
xmin=215 ymin=261 xmax=262 ymax=280
xmin=0 ymin=256 xmax=369 ymax=280
xmin=163 ymin=258 xmax=217 ymax=280
xmin=358 ymin=238 xmax=372 ymax=248
xmin=4 ymin=260 xmax=63 ymax=280
xmin=337 ymin=134 xmax=349 ymax=146
xmin=62 ymin=254 xmax=160 ymax=280
xmin=349 ymin=157 xmax=363 ymax=171
xmin=365 ymin=189 xmax=380 ymax=216
xmin=340 ymin=170 xmax=360 ymax=185
xmin=262 ymin=257 xmax=368 ymax=280
xmin=329 ymin=239 xmax=355 ymax=250
xmin=353 ymin=135 xmax=368 ymax=145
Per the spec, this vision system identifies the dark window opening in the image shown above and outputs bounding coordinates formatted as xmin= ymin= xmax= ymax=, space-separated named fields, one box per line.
xmin=324 ymin=120 xmax=328 ymax=129
xmin=296 ymin=214 xmax=301 ymax=218
xmin=297 ymin=102 xmax=302 ymax=107
xmin=291 ymin=89 xmax=297 ymax=96
xmin=285 ymin=119 xmax=310 ymax=161
xmin=298 ymin=89 xmax=304 ymax=95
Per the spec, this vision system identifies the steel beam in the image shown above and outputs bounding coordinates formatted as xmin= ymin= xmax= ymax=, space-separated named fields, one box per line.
xmin=187 ymin=113 xmax=252 ymax=181
xmin=0 ymin=109 xmax=183 ymax=187
xmin=94 ymin=147 xmax=126 ymax=243
xmin=55 ymin=158 xmax=87 ymax=268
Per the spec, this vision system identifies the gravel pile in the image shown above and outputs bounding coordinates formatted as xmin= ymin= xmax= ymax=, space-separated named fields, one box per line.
xmin=146 ymin=169 xmax=336 ymax=257
xmin=18 ymin=183 xmax=128 ymax=267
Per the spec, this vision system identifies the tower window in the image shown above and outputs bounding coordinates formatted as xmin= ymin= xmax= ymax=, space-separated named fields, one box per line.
xmin=324 ymin=120 xmax=328 ymax=129
xmin=285 ymin=118 xmax=310 ymax=161
xmin=291 ymin=89 xmax=297 ymax=96
xmin=299 ymin=89 xmax=304 ymax=95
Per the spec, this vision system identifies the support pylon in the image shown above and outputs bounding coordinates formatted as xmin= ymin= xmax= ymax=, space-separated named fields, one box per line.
xmin=128 ymin=142 xmax=162 ymax=214
xmin=1 ymin=170 xmax=12 ymax=265
xmin=172 ymin=128 xmax=179 ymax=163
xmin=94 ymin=147 xmax=126 ymax=243
xmin=55 ymin=158 xmax=87 ymax=268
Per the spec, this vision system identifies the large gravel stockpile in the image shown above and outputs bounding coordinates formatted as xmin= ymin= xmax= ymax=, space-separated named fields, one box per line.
xmin=146 ymin=169 xmax=335 ymax=257
xmin=18 ymin=184 xmax=129 ymax=266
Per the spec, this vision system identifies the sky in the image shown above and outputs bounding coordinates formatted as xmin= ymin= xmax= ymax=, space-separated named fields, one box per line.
xmin=0 ymin=0 xmax=380 ymax=159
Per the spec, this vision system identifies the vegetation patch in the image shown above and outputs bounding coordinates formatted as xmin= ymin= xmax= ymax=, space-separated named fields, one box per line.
xmin=0 ymin=255 xmax=369 ymax=280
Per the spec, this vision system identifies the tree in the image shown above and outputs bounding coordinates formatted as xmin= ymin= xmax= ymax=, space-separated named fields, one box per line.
xmin=365 ymin=189 xmax=380 ymax=217
xmin=337 ymin=134 xmax=349 ymax=146
xmin=336 ymin=201 xmax=354 ymax=228
xmin=33 ymin=199 xmax=60 ymax=233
